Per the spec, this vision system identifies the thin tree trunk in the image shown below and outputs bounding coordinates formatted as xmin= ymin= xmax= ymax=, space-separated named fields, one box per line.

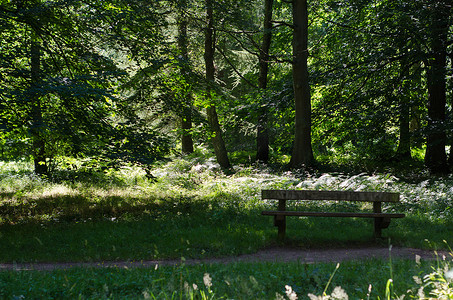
xmin=396 ymin=101 xmax=411 ymax=159
xmin=448 ymin=50 xmax=453 ymax=165
xmin=178 ymin=0 xmax=194 ymax=154
xmin=396 ymin=63 xmax=412 ymax=159
xmin=289 ymin=0 xmax=314 ymax=168
xmin=424 ymin=1 xmax=449 ymax=174
xmin=181 ymin=113 xmax=193 ymax=154
xmin=256 ymin=0 xmax=274 ymax=162
xmin=204 ymin=0 xmax=231 ymax=170
xmin=30 ymin=32 xmax=48 ymax=175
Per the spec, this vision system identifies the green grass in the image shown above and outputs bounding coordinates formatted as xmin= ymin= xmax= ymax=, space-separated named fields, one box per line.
xmin=1 ymin=214 xmax=451 ymax=263
xmin=1 ymin=154 xmax=453 ymax=298
xmin=0 ymin=213 xmax=269 ymax=262
xmin=1 ymin=155 xmax=453 ymax=263
xmin=0 ymin=259 xmax=446 ymax=299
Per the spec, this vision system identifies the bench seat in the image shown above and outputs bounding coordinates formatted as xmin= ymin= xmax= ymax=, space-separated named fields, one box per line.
xmin=261 ymin=211 xmax=405 ymax=218
xmin=261 ymin=189 xmax=405 ymax=241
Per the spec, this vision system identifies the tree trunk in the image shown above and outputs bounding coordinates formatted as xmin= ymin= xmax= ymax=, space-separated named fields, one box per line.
xmin=424 ymin=1 xmax=449 ymax=174
xmin=181 ymin=113 xmax=193 ymax=154
xmin=396 ymin=62 xmax=412 ymax=160
xmin=396 ymin=101 xmax=411 ymax=159
xmin=30 ymin=33 xmax=48 ymax=176
xmin=289 ymin=0 xmax=314 ymax=168
xmin=448 ymin=49 xmax=453 ymax=165
xmin=178 ymin=0 xmax=194 ymax=154
xmin=256 ymin=0 xmax=274 ymax=162
xmin=204 ymin=0 xmax=231 ymax=170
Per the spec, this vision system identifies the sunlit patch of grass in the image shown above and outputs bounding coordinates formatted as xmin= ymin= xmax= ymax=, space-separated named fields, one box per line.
xmin=40 ymin=184 xmax=75 ymax=197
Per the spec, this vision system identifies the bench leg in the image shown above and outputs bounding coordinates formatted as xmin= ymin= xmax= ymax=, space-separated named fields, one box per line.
xmin=374 ymin=217 xmax=391 ymax=238
xmin=374 ymin=218 xmax=382 ymax=238
xmin=277 ymin=199 xmax=287 ymax=242
xmin=373 ymin=202 xmax=382 ymax=238
xmin=274 ymin=215 xmax=286 ymax=242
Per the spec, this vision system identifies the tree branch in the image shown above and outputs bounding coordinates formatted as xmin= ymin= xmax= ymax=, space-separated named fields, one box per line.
xmin=271 ymin=20 xmax=294 ymax=29
xmin=215 ymin=45 xmax=258 ymax=89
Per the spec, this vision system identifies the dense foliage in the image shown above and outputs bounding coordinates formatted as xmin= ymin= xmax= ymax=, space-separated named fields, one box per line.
xmin=0 ymin=0 xmax=452 ymax=174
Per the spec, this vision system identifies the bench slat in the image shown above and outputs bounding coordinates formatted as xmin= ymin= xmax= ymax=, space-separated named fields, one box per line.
xmin=262 ymin=190 xmax=400 ymax=202
xmin=261 ymin=211 xmax=405 ymax=218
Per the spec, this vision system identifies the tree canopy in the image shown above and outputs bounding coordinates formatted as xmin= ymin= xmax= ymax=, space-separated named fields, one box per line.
xmin=0 ymin=0 xmax=452 ymax=175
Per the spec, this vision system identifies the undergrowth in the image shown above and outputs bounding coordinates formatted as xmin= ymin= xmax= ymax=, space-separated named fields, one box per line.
xmin=0 ymin=149 xmax=453 ymax=262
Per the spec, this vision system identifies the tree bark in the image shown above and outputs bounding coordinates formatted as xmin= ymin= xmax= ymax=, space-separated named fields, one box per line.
xmin=289 ymin=0 xmax=314 ymax=168
xmin=204 ymin=0 xmax=231 ymax=170
xmin=396 ymin=63 xmax=412 ymax=160
xmin=424 ymin=1 xmax=449 ymax=174
xmin=30 ymin=32 xmax=48 ymax=176
xmin=448 ymin=47 xmax=453 ymax=165
xmin=178 ymin=0 xmax=194 ymax=154
xmin=181 ymin=114 xmax=194 ymax=154
xmin=396 ymin=101 xmax=411 ymax=159
xmin=256 ymin=0 xmax=274 ymax=162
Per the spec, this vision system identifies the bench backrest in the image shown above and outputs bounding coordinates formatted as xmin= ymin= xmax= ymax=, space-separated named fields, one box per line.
xmin=262 ymin=190 xmax=399 ymax=202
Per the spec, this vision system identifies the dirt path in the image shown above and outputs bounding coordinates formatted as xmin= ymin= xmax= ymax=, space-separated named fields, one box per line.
xmin=1 ymin=247 xmax=450 ymax=271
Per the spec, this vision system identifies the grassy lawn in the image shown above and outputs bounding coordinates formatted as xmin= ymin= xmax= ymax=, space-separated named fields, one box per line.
xmin=1 ymin=154 xmax=453 ymax=298
xmin=0 ymin=259 xmax=448 ymax=299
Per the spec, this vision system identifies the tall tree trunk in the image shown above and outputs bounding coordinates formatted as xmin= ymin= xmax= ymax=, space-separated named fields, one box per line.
xmin=396 ymin=63 xmax=412 ymax=159
xmin=204 ymin=0 xmax=231 ymax=170
xmin=256 ymin=0 xmax=274 ymax=162
xmin=448 ymin=48 xmax=453 ymax=165
xmin=30 ymin=32 xmax=48 ymax=175
xmin=424 ymin=1 xmax=449 ymax=174
xmin=178 ymin=0 xmax=194 ymax=154
xmin=396 ymin=101 xmax=411 ymax=159
xmin=289 ymin=0 xmax=314 ymax=168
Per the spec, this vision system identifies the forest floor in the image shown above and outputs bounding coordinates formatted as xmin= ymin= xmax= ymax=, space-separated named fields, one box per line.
xmin=1 ymin=246 xmax=450 ymax=271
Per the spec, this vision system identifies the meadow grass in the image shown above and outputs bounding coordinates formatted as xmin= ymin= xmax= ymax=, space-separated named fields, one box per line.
xmin=1 ymin=153 xmax=453 ymax=263
xmin=0 ymin=258 xmax=449 ymax=299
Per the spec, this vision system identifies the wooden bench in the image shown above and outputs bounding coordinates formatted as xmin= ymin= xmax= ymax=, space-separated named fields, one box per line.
xmin=261 ymin=189 xmax=405 ymax=241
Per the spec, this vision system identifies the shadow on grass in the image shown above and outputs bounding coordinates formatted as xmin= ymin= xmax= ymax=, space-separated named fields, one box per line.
xmin=0 ymin=194 xmax=228 ymax=224
xmin=0 ymin=200 xmax=270 ymax=263
xmin=1 ymin=192 xmax=452 ymax=263
xmin=267 ymin=215 xmax=453 ymax=250
xmin=390 ymin=216 xmax=453 ymax=249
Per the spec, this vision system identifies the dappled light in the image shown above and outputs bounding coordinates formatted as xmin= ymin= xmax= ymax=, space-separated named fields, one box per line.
xmin=1 ymin=0 xmax=452 ymax=297
xmin=1 ymin=155 xmax=453 ymax=257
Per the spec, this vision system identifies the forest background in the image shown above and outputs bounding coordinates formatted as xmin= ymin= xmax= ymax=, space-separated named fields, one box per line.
xmin=1 ymin=1 xmax=453 ymax=298
xmin=0 ymin=0 xmax=452 ymax=176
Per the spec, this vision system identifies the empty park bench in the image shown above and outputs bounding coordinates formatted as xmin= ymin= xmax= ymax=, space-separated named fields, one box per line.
xmin=261 ymin=189 xmax=405 ymax=241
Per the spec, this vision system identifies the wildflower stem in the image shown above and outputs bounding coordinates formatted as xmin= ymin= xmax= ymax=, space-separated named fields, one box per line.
xmin=323 ymin=263 xmax=340 ymax=296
